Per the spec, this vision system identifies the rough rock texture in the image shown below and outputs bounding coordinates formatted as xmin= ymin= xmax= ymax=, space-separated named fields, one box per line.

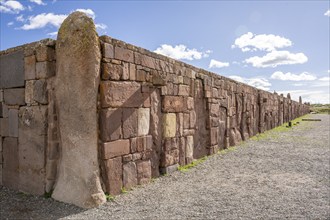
xmin=52 ymin=12 xmax=106 ymax=208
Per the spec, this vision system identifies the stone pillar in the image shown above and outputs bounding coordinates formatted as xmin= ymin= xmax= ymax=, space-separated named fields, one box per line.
xmin=52 ymin=12 xmax=106 ymax=208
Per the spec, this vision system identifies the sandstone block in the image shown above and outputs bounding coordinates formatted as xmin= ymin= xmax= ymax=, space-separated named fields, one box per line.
xmin=186 ymin=135 xmax=194 ymax=162
xmin=162 ymin=96 xmax=186 ymax=113
xmin=100 ymin=81 xmax=143 ymax=108
xmin=210 ymin=127 xmax=219 ymax=146
xmin=135 ymin=53 xmax=156 ymax=69
xmin=99 ymin=108 xmax=122 ymax=141
xmin=25 ymin=55 xmax=36 ymax=80
xmin=163 ymin=113 xmax=176 ymax=138
xmin=136 ymin=160 xmax=151 ymax=185
xmin=102 ymin=63 xmax=123 ymax=80
xmin=36 ymin=61 xmax=55 ymax=79
xmin=0 ymin=50 xmax=24 ymax=89
xmin=0 ymin=118 xmax=9 ymax=137
xmin=136 ymin=69 xmax=146 ymax=82
xmin=103 ymin=43 xmax=114 ymax=59
xmin=122 ymin=63 xmax=129 ymax=80
xmin=130 ymin=137 xmax=137 ymax=153
xmin=187 ymin=97 xmax=194 ymax=110
xmin=178 ymin=85 xmax=190 ymax=96
xmin=136 ymin=136 xmax=145 ymax=152
xmin=123 ymin=161 xmax=137 ymax=189
xmin=34 ymin=80 xmax=48 ymax=104
xmin=2 ymin=137 xmax=19 ymax=190
xmin=161 ymin=149 xmax=179 ymax=167
xmin=123 ymin=108 xmax=138 ymax=138
xmin=138 ymin=108 xmax=150 ymax=136
xmin=4 ymin=88 xmax=25 ymax=106
xmin=36 ymin=46 xmax=55 ymax=62
xmin=190 ymin=111 xmax=196 ymax=128
xmin=129 ymin=63 xmax=136 ymax=80
xmin=25 ymin=80 xmax=35 ymax=105
xmin=163 ymin=137 xmax=178 ymax=151
xmin=8 ymin=109 xmax=18 ymax=137
xmin=210 ymin=103 xmax=220 ymax=117
xmin=102 ymin=139 xmax=130 ymax=159
xmin=103 ymin=157 xmax=122 ymax=195
xmin=114 ymin=46 xmax=134 ymax=63
xmin=160 ymin=164 xmax=178 ymax=174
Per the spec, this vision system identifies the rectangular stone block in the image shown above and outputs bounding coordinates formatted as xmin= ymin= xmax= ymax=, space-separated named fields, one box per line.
xmin=123 ymin=161 xmax=137 ymax=189
xmin=103 ymin=157 xmax=122 ymax=195
xmin=114 ymin=46 xmax=134 ymax=63
xmin=2 ymin=137 xmax=19 ymax=190
xmin=102 ymin=63 xmax=123 ymax=80
xmin=123 ymin=108 xmax=138 ymax=139
xmin=163 ymin=113 xmax=176 ymax=138
xmin=122 ymin=63 xmax=129 ymax=80
xmin=36 ymin=61 xmax=55 ymax=79
xmin=8 ymin=109 xmax=18 ymax=137
xmin=210 ymin=127 xmax=219 ymax=145
xmin=161 ymin=149 xmax=179 ymax=167
xmin=25 ymin=55 xmax=36 ymax=80
xmin=0 ymin=50 xmax=24 ymax=89
xmin=102 ymin=139 xmax=130 ymax=159
xmin=102 ymin=43 xmax=114 ymax=59
xmin=33 ymin=80 xmax=48 ymax=104
xmin=0 ymin=118 xmax=9 ymax=137
xmin=19 ymin=106 xmax=47 ymax=194
xmin=36 ymin=46 xmax=55 ymax=62
xmin=186 ymin=135 xmax=193 ymax=162
xmin=25 ymin=80 xmax=36 ymax=105
xmin=178 ymin=85 xmax=190 ymax=96
xmin=178 ymin=137 xmax=186 ymax=165
xmin=100 ymin=81 xmax=144 ymax=108
xmin=162 ymin=96 xmax=186 ymax=113
xmin=138 ymin=108 xmax=150 ymax=136
xmin=135 ymin=53 xmax=156 ymax=69
xmin=4 ymin=88 xmax=25 ymax=106
xmin=129 ymin=63 xmax=136 ymax=80
xmin=136 ymin=160 xmax=151 ymax=185
xmin=99 ymin=108 xmax=122 ymax=141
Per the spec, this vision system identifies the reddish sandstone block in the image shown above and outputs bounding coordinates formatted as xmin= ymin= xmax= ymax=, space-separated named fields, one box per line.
xmin=123 ymin=161 xmax=137 ymax=189
xmin=36 ymin=46 xmax=55 ymax=62
xmin=102 ymin=63 xmax=123 ymax=80
xmin=102 ymin=140 xmax=130 ymax=159
xmin=103 ymin=43 xmax=114 ymax=59
xmin=162 ymin=96 xmax=186 ymax=113
xmin=210 ymin=127 xmax=219 ymax=146
xmin=123 ymin=108 xmax=138 ymax=139
xmin=25 ymin=55 xmax=36 ymax=80
xmin=135 ymin=53 xmax=156 ymax=69
xmin=114 ymin=46 xmax=134 ymax=63
xmin=178 ymin=85 xmax=190 ymax=96
xmin=103 ymin=157 xmax=122 ymax=195
xmin=136 ymin=160 xmax=151 ymax=185
xmin=99 ymin=108 xmax=122 ymax=141
xmin=2 ymin=137 xmax=19 ymax=190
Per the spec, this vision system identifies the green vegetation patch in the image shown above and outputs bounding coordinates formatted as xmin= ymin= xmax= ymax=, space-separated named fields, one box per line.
xmin=178 ymin=156 xmax=207 ymax=172
xmin=310 ymin=104 xmax=330 ymax=114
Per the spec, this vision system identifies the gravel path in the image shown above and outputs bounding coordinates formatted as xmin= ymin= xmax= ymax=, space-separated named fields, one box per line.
xmin=1 ymin=114 xmax=329 ymax=219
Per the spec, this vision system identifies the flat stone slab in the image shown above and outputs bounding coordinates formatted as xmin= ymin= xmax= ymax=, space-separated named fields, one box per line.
xmin=0 ymin=50 xmax=24 ymax=89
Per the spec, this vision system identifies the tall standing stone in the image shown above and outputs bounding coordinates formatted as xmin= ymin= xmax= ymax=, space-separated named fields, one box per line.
xmin=52 ymin=12 xmax=106 ymax=208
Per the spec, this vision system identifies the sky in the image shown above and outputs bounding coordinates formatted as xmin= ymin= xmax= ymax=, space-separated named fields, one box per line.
xmin=1 ymin=0 xmax=329 ymax=104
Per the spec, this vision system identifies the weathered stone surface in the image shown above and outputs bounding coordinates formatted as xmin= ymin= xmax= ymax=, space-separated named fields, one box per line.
xmin=25 ymin=55 xmax=36 ymax=80
xmin=2 ymin=137 xmax=19 ymax=190
xmin=123 ymin=108 xmax=138 ymax=138
xmin=162 ymin=96 xmax=185 ymax=113
xmin=8 ymin=109 xmax=18 ymax=137
xmin=103 ymin=157 xmax=122 ymax=195
xmin=36 ymin=61 xmax=55 ymax=79
xmin=135 ymin=53 xmax=156 ymax=69
xmin=0 ymin=50 xmax=24 ymax=89
xmin=163 ymin=113 xmax=176 ymax=138
xmin=186 ymin=136 xmax=194 ymax=163
xmin=18 ymin=106 xmax=47 ymax=194
xmin=102 ymin=43 xmax=114 ymax=59
xmin=100 ymin=81 xmax=143 ymax=108
xmin=129 ymin=63 xmax=136 ymax=80
xmin=52 ymin=12 xmax=106 ymax=208
xmin=25 ymin=80 xmax=35 ymax=105
xmin=115 ymin=46 xmax=134 ymax=63
xmin=161 ymin=149 xmax=179 ymax=167
xmin=138 ymin=108 xmax=150 ymax=136
xmin=160 ymin=163 xmax=178 ymax=174
xmin=122 ymin=63 xmax=129 ymax=80
xmin=102 ymin=63 xmax=123 ymax=80
xmin=136 ymin=160 xmax=151 ymax=184
xmin=34 ymin=80 xmax=48 ymax=104
xmin=4 ymin=88 xmax=25 ymax=106
xmin=178 ymin=137 xmax=186 ymax=165
xmin=178 ymin=85 xmax=190 ymax=96
xmin=150 ymin=89 xmax=161 ymax=177
xmin=123 ymin=161 xmax=137 ymax=189
xmin=0 ymin=118 xmax=9 ymax=136
xmin=102 ymin=140 xmax=130 ymax=159
xmin=36 ymin=46 xmax=55 ymax=62
xmin=99 ymin=108 xmax=122 ymax=141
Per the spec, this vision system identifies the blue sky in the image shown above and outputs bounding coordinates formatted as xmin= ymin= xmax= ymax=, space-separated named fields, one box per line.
xmin=1 ymin=0 xmax=329 ymax=103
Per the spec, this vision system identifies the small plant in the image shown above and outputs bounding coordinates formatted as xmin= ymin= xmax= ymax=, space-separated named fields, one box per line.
xmin=44 ymin=190 xmax=53 ymax=199
xmin=178 ymin=156 xmax=207 ymax=172
xmin=105 ymin=193 xmax=115 ymax=202
xmin=121 ymin=187 xmax=128 ymax=194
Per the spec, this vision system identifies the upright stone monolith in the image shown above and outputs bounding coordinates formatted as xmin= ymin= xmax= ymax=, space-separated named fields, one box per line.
xmin=52 ymin=12 xmax=106 ymax=208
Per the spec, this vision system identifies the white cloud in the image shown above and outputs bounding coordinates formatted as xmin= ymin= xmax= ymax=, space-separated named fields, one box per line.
xmin=20 ymin=13 xmax=67 ymax=30
xmin=327 ymin=70 xmax=330 ymax=73
xmin=154 ymin=44 xmax=209 ymax=61
xmin=29 ymin=0 xmax=46 ymax=5
xmin=209 ymin=59 xmax=229 ymax=68
xmin=228 ymin=75 xmax=271 ymax=91
xmin=293 ymin=83 xmax=305 ymax=87
xmin=319 ymin=77 xmax=330 ymax=81
xmin=278 ymin=89 xmax=329 ymax=104
xmin=47 ymin=31 xmax=58 ymax=37
xmin=271 ymin=71 xmax=316 ymax=81
xmin=7 ymin=21 xmax=14 ymax=26
xmin=74 ymin=8 xmax=95 ymax=19
xmin=95 ymin=23 xmax=107 ymax=30
xmin=324 ymin=9 xmax=330 ymax=17
xmin=0 ymin=0 xmax=24 ymax=13
xmin=245 ymin=50 xmax=308 ymax=68
xmin=232 ymin=32 xmax=292 ymax=52
xmin=16 ymin=14 xmax=25 ymax=22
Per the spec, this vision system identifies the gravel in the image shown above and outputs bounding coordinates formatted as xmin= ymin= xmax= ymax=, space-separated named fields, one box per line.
xmin=1 ymin=114 xmax=329 ymax=219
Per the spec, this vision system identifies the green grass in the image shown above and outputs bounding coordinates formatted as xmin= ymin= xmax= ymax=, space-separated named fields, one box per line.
xmin=121 ymin=187 xmax=128 ymax=194
xmin=105 ymin=193 xmax=115 ymax=202
xmin=178 ymin=156 xmax=207 ymax=172
xmin=310 ymin=104 xmax=330 ymax=114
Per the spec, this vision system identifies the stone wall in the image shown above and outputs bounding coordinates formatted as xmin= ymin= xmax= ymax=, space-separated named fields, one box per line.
xmin=97 ymin=36 xmax=310 ymax=196
xmin=0 ymin=12 xmax=310 ymax=208
xmin=0 ymin=39 xmax=58 ymax=195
